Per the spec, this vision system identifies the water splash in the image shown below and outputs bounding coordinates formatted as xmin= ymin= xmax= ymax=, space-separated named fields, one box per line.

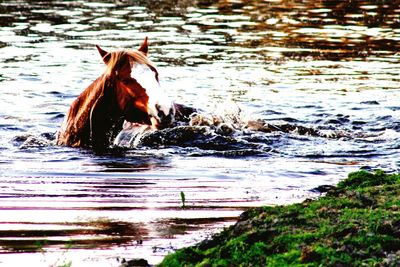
xmin=113 ymin=121 xmax=156 ymax=148
xmin=113 ymin=101 xmax=322 ymax=154
xmin=12 ymin=133 xmax=55 ymax=149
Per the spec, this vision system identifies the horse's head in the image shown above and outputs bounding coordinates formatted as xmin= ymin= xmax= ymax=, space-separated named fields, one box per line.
xmin=96 ymin=37 xmax=175 ymax=129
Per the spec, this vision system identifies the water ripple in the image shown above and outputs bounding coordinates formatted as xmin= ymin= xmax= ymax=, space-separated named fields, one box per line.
xmin=1 ymin=0 xmax=400 ymax=265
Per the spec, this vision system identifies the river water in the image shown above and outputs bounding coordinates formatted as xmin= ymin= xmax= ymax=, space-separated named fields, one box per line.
xmin=0 ymin=0 xmax=399 ymax=266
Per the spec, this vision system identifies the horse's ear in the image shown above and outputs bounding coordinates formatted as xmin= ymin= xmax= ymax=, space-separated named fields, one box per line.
xmin=138 ymin=37 xmax=149 ymax=55
xmin=96 ymin=45 xmax=111 ymax=64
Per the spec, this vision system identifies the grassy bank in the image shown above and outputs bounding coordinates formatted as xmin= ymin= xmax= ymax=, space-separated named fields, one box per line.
xmin=160 ymin=170 xmax=400 ymax=266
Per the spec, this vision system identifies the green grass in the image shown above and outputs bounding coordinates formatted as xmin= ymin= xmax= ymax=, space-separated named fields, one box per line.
xmin=160 ymin=170 xmax=400 ymax=266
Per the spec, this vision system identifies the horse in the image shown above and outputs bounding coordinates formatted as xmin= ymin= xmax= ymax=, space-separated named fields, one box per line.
xmin=56 ymin=37 xmax=188 ymax=149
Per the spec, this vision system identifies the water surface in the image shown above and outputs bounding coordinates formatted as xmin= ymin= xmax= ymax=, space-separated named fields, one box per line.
xmin=1 ymin=0 xmax=400 ymax=266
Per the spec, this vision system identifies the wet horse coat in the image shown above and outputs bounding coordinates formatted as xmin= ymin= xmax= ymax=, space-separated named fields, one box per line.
xmin=56 ymin=38 xmax=178 ymax=149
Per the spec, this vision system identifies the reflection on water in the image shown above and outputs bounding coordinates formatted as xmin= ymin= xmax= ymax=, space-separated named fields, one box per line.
xmin=1 ymin=0 xmax=400 ymax=266
xmin=212 ymin=0 xmax=400 ymax=59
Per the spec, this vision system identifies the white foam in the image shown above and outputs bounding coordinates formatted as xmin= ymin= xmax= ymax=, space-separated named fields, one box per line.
xmin=363 ymin=129 xmax=400 ymax=141
xmin=114 ymin=121 xmax=155 ymax=148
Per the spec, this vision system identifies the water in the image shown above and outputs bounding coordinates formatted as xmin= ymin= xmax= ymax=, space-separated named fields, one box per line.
xmin=1 ymin=0 xmax=400 ymax=266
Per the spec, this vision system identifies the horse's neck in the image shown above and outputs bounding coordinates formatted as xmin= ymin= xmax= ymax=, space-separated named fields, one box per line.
xmin=74 ymin=77 xmax=105 ymax=122
xmin=57 ymin=74 xmax=123 ymax=148
xmin=60 ymin=77 xmax=108 ymax=145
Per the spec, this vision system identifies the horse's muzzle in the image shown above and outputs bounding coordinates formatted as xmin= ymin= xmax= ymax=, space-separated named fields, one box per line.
xmin=154 ymin=104 xmax=175 ymax=129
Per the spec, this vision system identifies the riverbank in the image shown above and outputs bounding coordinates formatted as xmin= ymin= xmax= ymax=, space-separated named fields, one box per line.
xmin=160 ymin=170 xmax=400 ymax=266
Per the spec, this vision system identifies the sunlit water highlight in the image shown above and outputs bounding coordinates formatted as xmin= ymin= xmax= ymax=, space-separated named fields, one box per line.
xmin=1 ymin=0 xmax=400 ymax=266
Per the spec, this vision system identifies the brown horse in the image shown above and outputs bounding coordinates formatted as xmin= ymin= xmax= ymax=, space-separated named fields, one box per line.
xmin=56 ymin=37 xmax=176 ymax=149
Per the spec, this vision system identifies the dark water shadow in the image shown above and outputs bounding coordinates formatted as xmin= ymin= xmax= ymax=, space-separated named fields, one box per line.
xmin=0 ymin=220 xmax=147 ymax=253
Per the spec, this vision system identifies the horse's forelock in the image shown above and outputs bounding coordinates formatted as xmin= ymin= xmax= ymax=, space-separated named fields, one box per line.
xmin=102 ymin=50 xmax=156 ymax=77
xmin=126 ymin=50 xmax=156 ymax=71
xmin=104 ymin=51 xmax=125 ymax=77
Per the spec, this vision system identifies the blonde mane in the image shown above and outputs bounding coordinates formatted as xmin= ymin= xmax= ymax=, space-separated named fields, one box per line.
xmin=103 ymin=49 xmax=156 ymax=78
